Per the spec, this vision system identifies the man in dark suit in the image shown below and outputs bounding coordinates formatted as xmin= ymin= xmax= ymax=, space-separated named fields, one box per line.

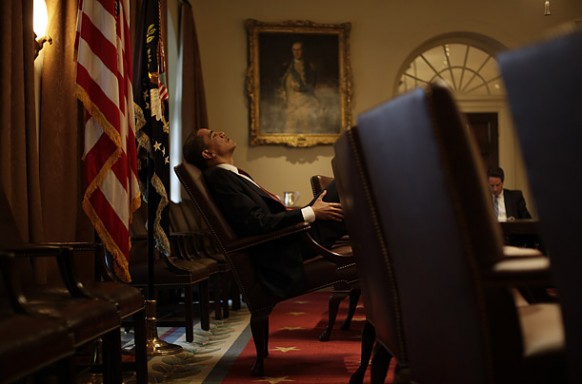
xmin=488 ymin=166 xmax=552 ymax=302
xmin=487 ymin=166 xmax=531 ymax=221
xmin=182 ymin=128 xmax=346 ymax=298
xmin=488 ymin=166 xmax=543 ymax=252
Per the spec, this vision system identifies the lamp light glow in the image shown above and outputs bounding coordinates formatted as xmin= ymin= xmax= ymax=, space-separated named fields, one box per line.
xmin=33 ymin=0 xmax=52 ymax=59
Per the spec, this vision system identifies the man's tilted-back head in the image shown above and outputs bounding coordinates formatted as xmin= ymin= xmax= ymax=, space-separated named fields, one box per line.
xmin=183 ymin=129 xmax=209 ymax=170
xmin=183 ymin=128 xmax=237 ymax=170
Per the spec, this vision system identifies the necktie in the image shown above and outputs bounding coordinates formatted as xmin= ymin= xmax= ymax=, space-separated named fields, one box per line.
xmin=237 ymin=168 xmax=288 ymax=209
xmin=493 ymin=195 xmax=499 ymax=218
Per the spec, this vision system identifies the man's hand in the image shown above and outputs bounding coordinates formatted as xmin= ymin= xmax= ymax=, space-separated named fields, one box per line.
xmin=311 ymin=190 xmax=343 ymax=221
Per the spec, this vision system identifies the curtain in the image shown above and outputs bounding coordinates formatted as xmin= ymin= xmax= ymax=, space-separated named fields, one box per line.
xmin=37 ymin=0 xmax=154 ymax=243
xmin=0 ymin=0 xmax=44 ymax=244
xmin=40 ymin=0 xmax=91 ymax=242
xmin=180 ymin=0 xmax=208 ymax=136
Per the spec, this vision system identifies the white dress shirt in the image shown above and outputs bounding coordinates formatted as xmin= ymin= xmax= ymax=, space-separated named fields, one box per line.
xmin=494 ymin=192 xmax=507 ymax=222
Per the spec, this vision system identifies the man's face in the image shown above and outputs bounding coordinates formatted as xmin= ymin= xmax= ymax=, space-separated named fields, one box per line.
xmin=197 ymin=128 xmax=236 ymax=159
xmin=488 ymin=176 xmax=504 ymax=197
xmin=292 ymin=42 xmax=303 ymax=60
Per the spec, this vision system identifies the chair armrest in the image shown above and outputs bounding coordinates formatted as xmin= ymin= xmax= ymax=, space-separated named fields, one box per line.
xmin=6 ymin=244 xmax=95 ymax=299
xmin=170 ymin=231 xmax=197 ymax=239
xmin=303 ymin=232 xmax=355 ymax=267
xmin=503 ymin=245 xmax=543 ymax=257
xmin=485 ymin=255 xmax=551 ymax=286
xmin=2 ymin=244 xmax=68 ymax=255
xmin=39 ymin=241 xmax=97 ymax=252
xmin=225 ymin=222 xmax=312 ymax=253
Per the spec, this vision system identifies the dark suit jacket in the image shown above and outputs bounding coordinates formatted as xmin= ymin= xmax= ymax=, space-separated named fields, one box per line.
xmin=503 ymin=188 xmax=532 ymax=220
xmin=203 ymin=166 xmax=308 ymax=298
xmin=503 ymin=188 xmax=540 ymax=248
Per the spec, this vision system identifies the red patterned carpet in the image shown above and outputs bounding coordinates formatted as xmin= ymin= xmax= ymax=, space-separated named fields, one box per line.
xmin=141 ymin=290 xmax=396 ymax=383
xmin=219 ymin=290 xmax=393 ymax=384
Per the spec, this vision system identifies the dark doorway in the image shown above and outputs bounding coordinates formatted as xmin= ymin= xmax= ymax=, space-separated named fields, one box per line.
xmin=465 ymin=112 xmax=499 ymax=170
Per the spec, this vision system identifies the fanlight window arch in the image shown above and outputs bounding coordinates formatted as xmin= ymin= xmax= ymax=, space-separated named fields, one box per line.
xmin=398 ymin=42 xmax=505 ymax=97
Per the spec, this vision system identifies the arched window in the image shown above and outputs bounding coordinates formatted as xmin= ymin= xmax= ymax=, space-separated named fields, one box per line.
xmin=396 ymin=35 xmax=506 ymax=97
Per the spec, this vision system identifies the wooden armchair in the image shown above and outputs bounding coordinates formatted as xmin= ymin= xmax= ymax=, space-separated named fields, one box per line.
xmin=174 ymin=162 xmax=358 ymax=377
xmin=0 ymin=251 xmax=76 ymax=384
xmin=56 ymin=241 xmax=148 ymax=384
xmin=0 ymin=246 xmax=123 ymax=384
xmin=344 ymin=81 xmax=564 ymax=383
xmin=179 ymin=198 xmax=242 ymax=312
xmin=499 ymin=28 xmax=582 ymax=384
xmin=169 ymin=201 xmax=232 ymax=321
xmin=128 ymin=203 xmax=211 ymax=340
xmin=0 ymin=189 xmax=143 ymax=383
xmin=332 ymin=139 xmax=409 ymax=384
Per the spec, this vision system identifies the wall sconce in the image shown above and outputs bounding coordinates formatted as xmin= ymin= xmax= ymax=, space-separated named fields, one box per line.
xmin=544 ymin=1 xmax=551 ymax=16
xmin=33 ymin=0 xmax=52 ymax=59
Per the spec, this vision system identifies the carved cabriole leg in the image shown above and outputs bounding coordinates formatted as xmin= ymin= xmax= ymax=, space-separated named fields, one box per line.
xmin=341 ymin=288 xmax=361 ymax=330
xmin=320 ymin=290 xmax=348 ymax=341
xmin=349 ymin=320 xmax=376 ymax=384
xmin=370 ymin=344 xmax=392 ymax=384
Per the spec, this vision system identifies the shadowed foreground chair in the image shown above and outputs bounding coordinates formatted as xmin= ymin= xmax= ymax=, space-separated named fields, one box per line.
xmin=179 ymin=198 xmax=242 ymax=312
xmin=332 ymin=140 xmax=409 ymax=384
xmin=498 ymin=27 xmax=582 ymax=384
xmin=342 ymin=81 xmax=565 ymax=384
xmin=0 ymin=190 xmax=137 ymax=384
xmin=0 ymin=251 xmax=75 ymax=384
xmin=61 ymin=242 xmax=148 ymax=384
xmin=310 ymin=175 xmax=361 ymax=341
xmin=174 ymin=162 xmax=358 ymax=376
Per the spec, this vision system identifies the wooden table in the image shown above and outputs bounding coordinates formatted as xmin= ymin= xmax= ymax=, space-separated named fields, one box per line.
xmin=499 ymin=219 xmax=540 ymax=235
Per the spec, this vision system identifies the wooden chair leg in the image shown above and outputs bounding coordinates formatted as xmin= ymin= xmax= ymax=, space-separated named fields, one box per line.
xmin=341 ymin=288 xmax=361 ymax=330
xmin=198 ymin=280 xmax=210 ymax=331
xmin=370 ymin=344 xmax=392 ymax=384
xmin=184 ymin=287 xmax=194 ymax=342
xmin=133 ymin=309 xmax=148 ymax=384
xmin=264 ymin=317 xmax=270 ymax=358
xmin=230 ymin=278 xmax=241 ymax=311
xmin=101 ymin=330 xmax=123 ymax=384
xmin=350 ymin=320 xmax=376 ymax=384
xmin=212 ymin=275 xmax=223 ymax=321
xmin=320 ymin=290 xmax=348 ymax=341
xmin=220 ymin=273 xmax=230 ymax=319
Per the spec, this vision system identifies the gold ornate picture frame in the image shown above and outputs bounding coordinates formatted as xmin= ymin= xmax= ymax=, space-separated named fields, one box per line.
xmin=246 ymin=19 xmax=353 ymax=147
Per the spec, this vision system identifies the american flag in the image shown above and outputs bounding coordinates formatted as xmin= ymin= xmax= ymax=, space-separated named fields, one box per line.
xmin=74 ymin=0 xmax=140 ymax=282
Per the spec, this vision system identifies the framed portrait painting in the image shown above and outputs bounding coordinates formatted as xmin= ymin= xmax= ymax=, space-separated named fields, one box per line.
xmin=245 ymin=19 xmax=353 ymax=147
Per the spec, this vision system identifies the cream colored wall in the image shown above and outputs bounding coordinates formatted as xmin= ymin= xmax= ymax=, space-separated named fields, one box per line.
xmin=168 ymin=0 xmax=582 ymax=210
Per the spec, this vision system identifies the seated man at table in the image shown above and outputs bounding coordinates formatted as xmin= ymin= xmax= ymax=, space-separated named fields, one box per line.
xmin=487 ymin=166 xmax=531 ymax=221
xmin=488 ymin=167 xmax=553 ymax=302
xmin=487 ymin=166 xmax=543 ymax=248
xmin=182 ymin=128 xmax=348 ymax=298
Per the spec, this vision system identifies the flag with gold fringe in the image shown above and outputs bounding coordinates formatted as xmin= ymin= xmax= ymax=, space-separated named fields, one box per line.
xmin=74 ymin=0 xmax=140 ymax=282
xmin=133 ymin=0 xmax=171 ymax=256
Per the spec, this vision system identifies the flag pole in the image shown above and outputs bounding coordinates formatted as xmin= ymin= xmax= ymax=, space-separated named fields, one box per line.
xmin=132 ymin=0 xmax=181 ymax=356
xmin=144 ymin=158 xmax=182 ymax=356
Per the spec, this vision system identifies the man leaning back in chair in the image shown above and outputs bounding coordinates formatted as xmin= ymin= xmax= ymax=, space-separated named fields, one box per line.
xmin=182 ymin=128 xmax=347 ymax=298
